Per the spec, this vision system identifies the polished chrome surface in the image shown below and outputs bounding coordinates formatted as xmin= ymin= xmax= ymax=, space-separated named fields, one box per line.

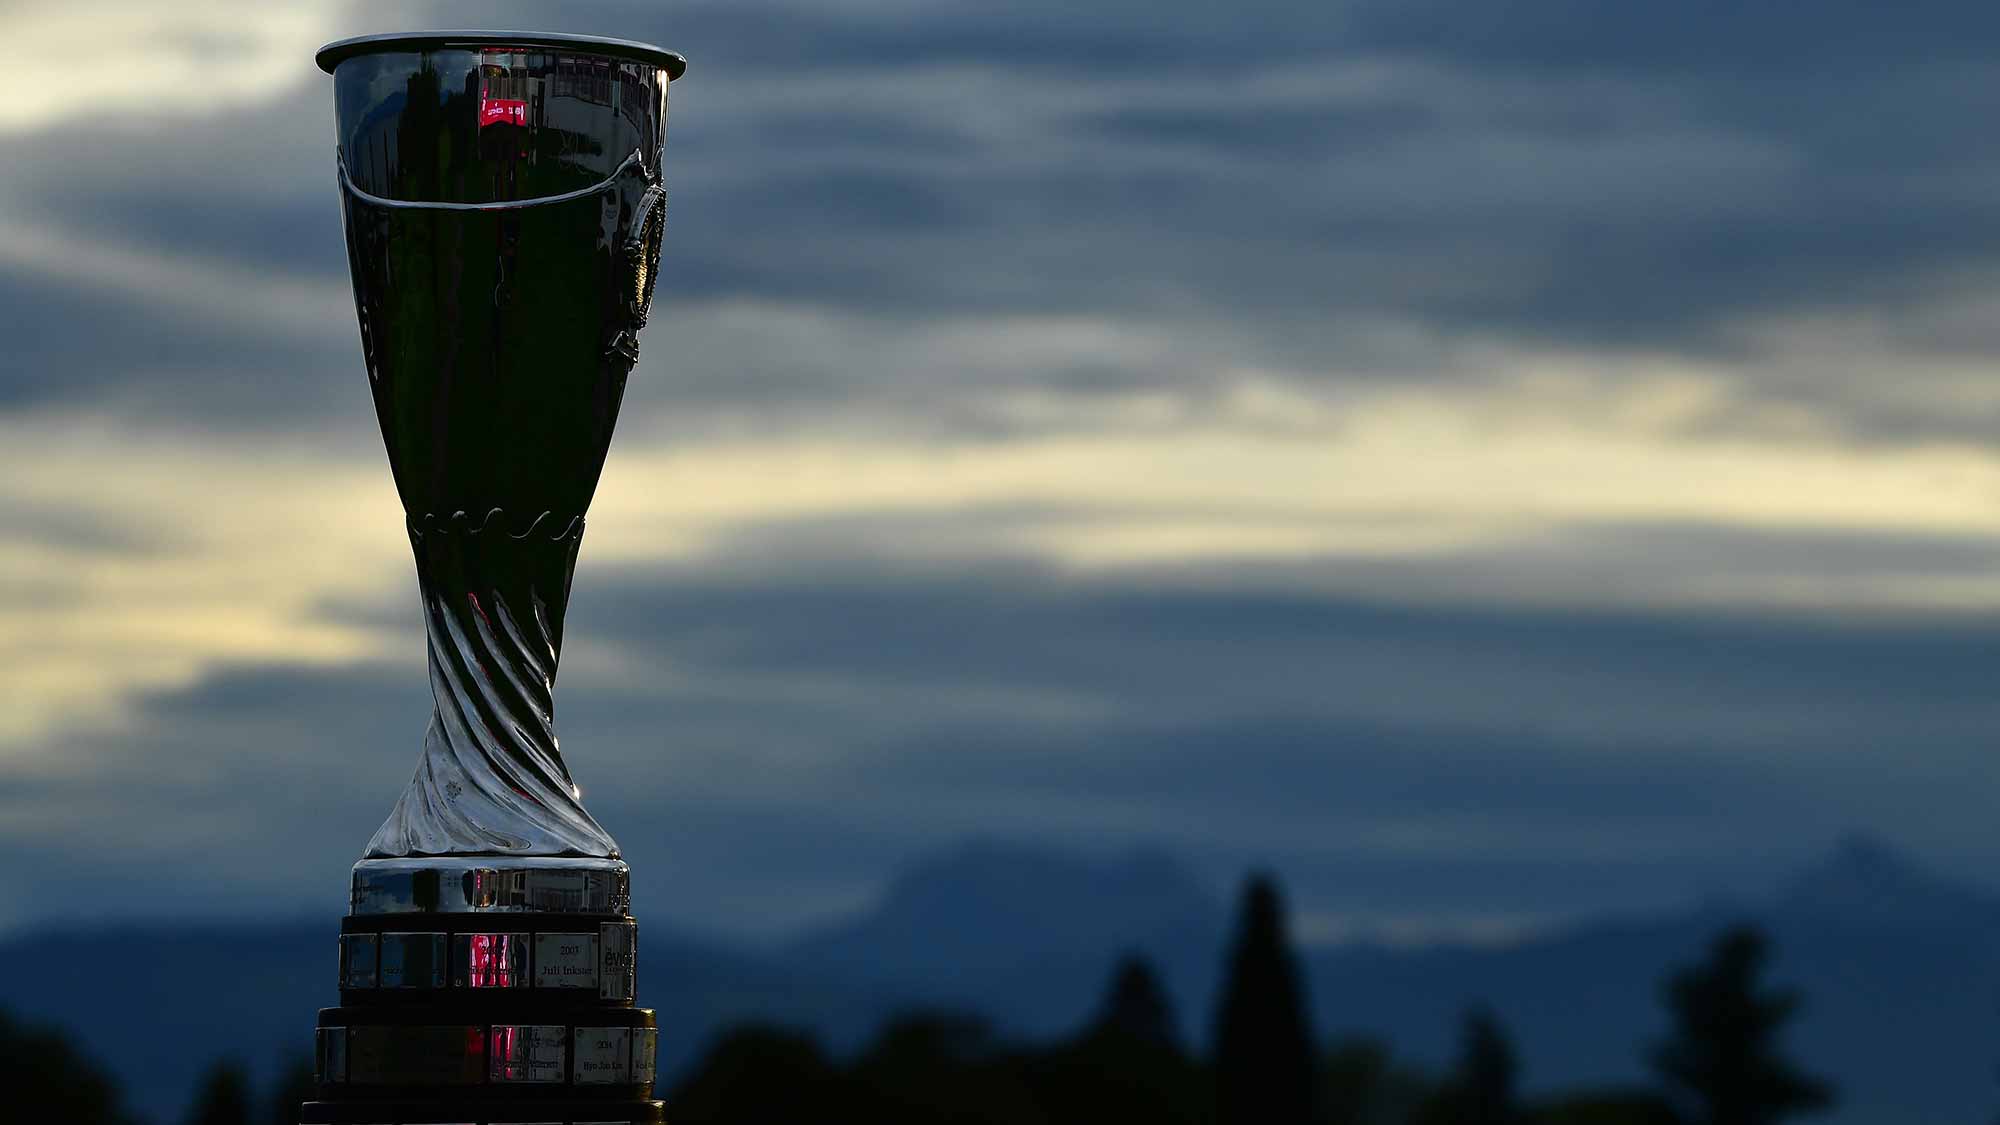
xmin=331 ymin=45 xmax=669 ymax=205
xmin=324 ymin=38 xmax=675 ymax=860
xmin=318 ymin=30 xmax=686 ymax=77
xmin=351 ymin=856 xmax=631 ymax=915
xmin=373 ymin=510 xmax=615 ymax=858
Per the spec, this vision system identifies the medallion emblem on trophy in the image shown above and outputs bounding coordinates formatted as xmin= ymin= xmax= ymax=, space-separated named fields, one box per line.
xmin=305 ymin=31 xmax=686 ymax=1125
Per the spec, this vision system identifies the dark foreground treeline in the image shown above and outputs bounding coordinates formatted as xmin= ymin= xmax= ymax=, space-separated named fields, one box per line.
xmin=661 ymin=878 xmax=1831 ymax=1125
xmin=5 ymin=875 xmax=1833 ymax=1125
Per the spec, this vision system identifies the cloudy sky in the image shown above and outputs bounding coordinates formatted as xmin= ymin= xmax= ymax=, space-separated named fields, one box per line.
xmin=6 ymin=0 xmax=2000 ymax=945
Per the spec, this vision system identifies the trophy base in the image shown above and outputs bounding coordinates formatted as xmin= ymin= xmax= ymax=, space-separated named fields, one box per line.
xmin=312 ymin=856 xmax=659 ymax=1120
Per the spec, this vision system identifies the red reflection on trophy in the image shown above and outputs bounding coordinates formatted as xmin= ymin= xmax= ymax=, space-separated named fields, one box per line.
xmin=480 ymin=97 xmax=527 ymax=128
xmin=479 ymin=62 xmax=527 ymax=128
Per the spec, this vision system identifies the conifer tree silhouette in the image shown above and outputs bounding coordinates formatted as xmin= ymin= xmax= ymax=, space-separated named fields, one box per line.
xmin=1214 ymin=872 xmax=1316 ymax=1125
xmin=1046 ymin=954 xmax=1206 ymax=1124
xmin=182 ymin=1058 xmax=253 ymax=1125
xmin=1412 ymin=1006 xmax=1521 ymax=1125
xmin=266 ymin=1053 xmax=316 ymax=1125
xmin=1653 ymin=925 xmax=1832 ymax=1125
xmin=1456 ymin=1006 xmax=1521 ymax=1125
xmin=1091 ymin=952 xmax=1181 ymax=1049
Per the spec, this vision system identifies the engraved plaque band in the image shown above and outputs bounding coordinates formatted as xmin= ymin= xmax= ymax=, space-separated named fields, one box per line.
xmin=342 ymin=923 xmax=635 ymax=1000
xmin=351 ymin=857 xmax=632 ymax=916
xmin=319 ymin=1015 xmax=657 ymax=1089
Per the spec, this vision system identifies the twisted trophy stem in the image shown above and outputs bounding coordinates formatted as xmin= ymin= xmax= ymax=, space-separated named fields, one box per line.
xmin=365 ymin=508 xmax=619 ymax=858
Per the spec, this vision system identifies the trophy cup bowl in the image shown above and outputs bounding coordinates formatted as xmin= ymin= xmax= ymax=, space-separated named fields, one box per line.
xmin=305 ymin=31 xmax=685 ymax=1124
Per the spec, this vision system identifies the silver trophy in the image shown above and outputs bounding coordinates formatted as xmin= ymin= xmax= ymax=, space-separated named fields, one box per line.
xmin=307 ymin=31 xmax=685 ymax=1123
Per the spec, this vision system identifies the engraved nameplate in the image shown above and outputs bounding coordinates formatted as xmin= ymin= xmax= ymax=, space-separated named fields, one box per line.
xmin=317 ymin=1026 xmax=347 ymax=1083
xmin=340 ymin=934 xmax=378 ymax=989
xmin=490 ymin=1024 xmax=567 ymax=1083
xmin=378 ymin=932 xmax=445 ymax=988
xmin=534 ymin=932 xmax=599 ymax=989
xmin=452 ymin=932 xmax=529 ymax=989
xmin=633 ymin=1026 xmax=658 ymax=1084
xmin=574 ymin=1026 xmax=632 ymax=1084
xmin=599 ymin=920 xmax=635 ymax=1000
xmin=346 ymin=1025 xmax=484 ymax=1084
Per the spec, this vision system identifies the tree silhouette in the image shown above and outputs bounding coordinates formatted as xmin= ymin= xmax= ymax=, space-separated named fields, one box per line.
xmin=1320 ymin=1036 xmax=1436 ymax=1125
xmin=1029 ymin=953 xmax=1209 ymax=1124
xmin=183 ymin=1057 xmax=254 ymax=1125
xmin=1214 ymin=873 xmax=1317 ymax=1125
xmin=1090 ymin=952 xmax=1181 ymax=1049
xmin=1414 ymin=1006 xmax=1521 ymax=1125
xmin=1457 ymin=1006 xmax=1522 ymax=1125
xmin=848 ymin=1012 xmax=1043 ymax=1125
xmin=669 ymin=1024 xmax=846 ymax=1124
xmin=266 ymin=1052 xmax=316 ymax=1125
xmin=1652 ymin=925 xmax=1832 ymax=1125
xmin=0 ymin=1006 xmax=133 ymax=1125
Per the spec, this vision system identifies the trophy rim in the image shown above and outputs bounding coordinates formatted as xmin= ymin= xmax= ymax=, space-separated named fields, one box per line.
xmin=316 ymin=29 xmax=688 ymax=79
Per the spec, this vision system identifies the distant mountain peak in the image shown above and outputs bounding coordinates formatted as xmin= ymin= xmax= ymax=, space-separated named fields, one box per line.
xmin=786 ymin=838 xmax=1222 ymax=985
xmin=880 ymin=838 xmax=1216 ymax=920
xmin=1772 ymin=832 xmax=1996 ymax=926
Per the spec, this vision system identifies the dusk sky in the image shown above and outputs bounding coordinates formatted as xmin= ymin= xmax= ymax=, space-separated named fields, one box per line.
xmin=7 ymin=0 xmax=2000 ymax=947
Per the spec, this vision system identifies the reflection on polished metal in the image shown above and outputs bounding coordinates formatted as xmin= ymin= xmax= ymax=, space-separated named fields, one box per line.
xmin=304 ymin=30 xmax=684 ymax=1125
xmin=351 ymin=857 xmax=632 ymax=915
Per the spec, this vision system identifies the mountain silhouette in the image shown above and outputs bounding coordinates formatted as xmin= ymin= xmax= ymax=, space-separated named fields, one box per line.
xmin=1770 ymin=831 xmax=2000 ymax=930
xmin=783 ymin=840 xmax=1224 ymax=1035
xmin=790 ymin=840 xmax=1220 ymax=971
